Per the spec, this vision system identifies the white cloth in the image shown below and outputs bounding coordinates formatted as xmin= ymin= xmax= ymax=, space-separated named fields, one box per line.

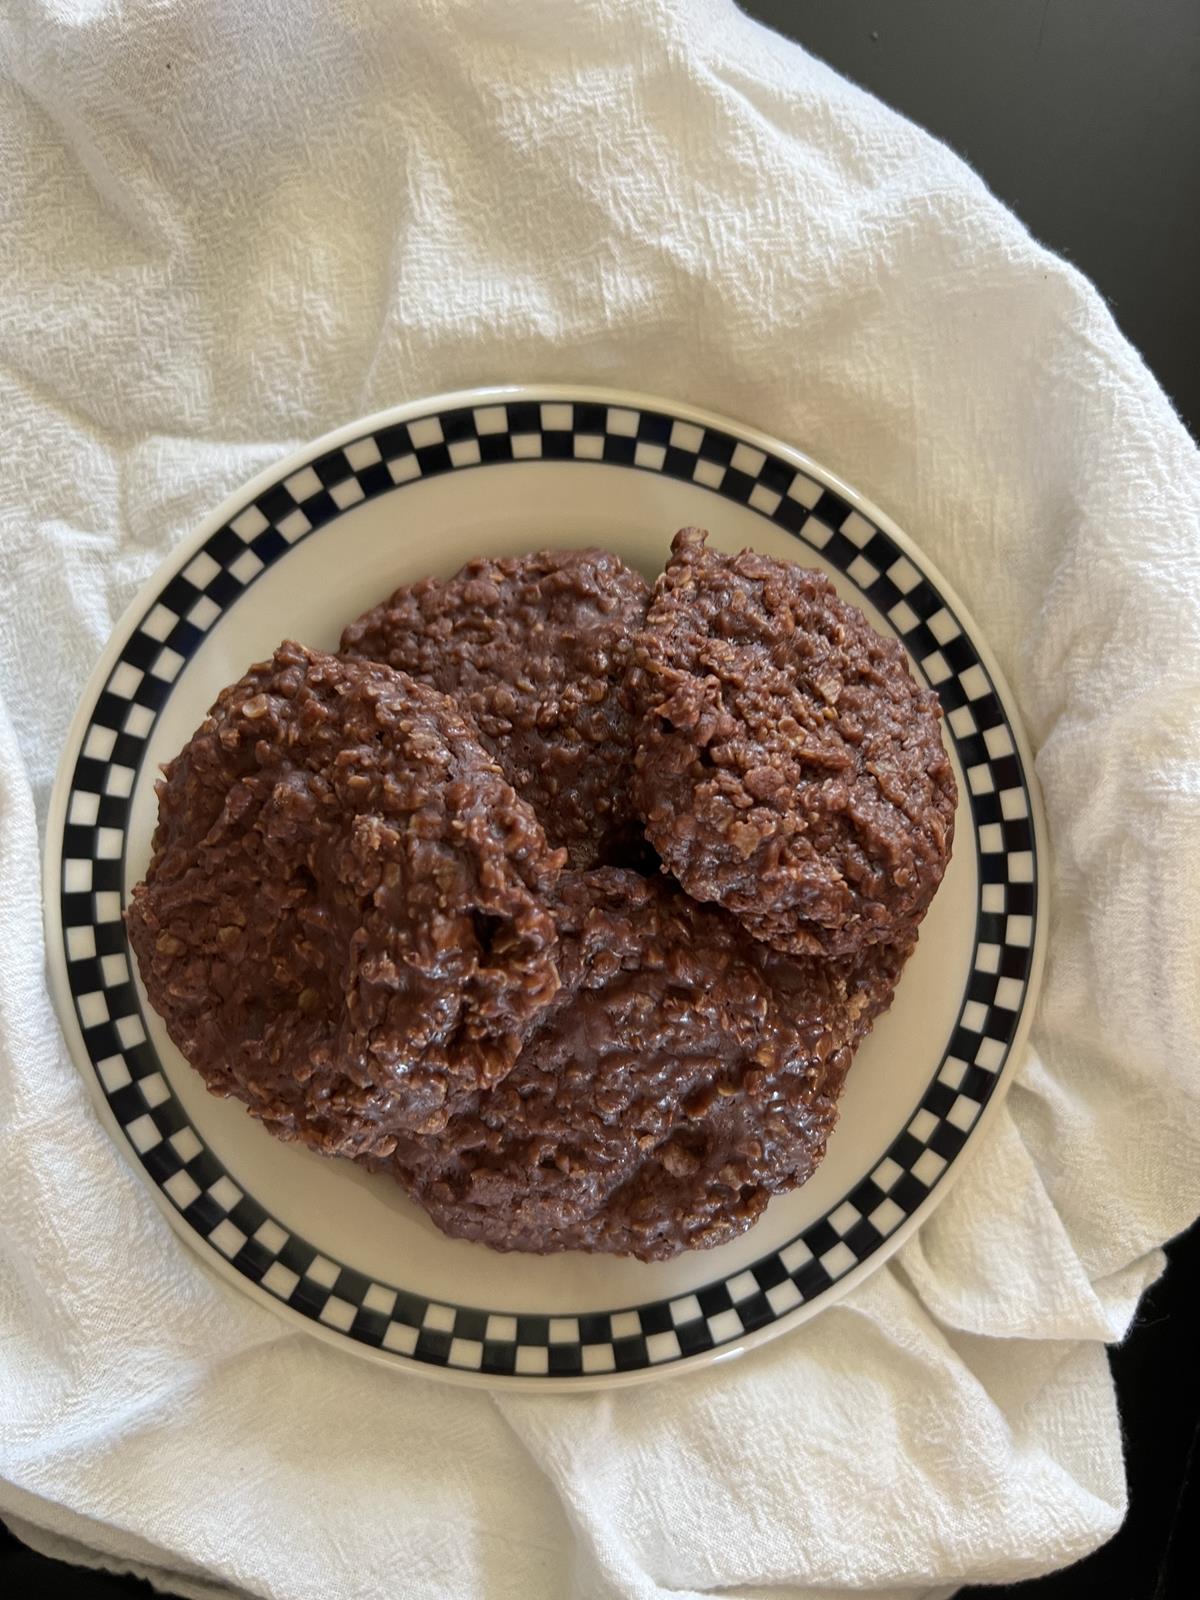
xmin=1 ymin=1 xmax=1198 ymax=1595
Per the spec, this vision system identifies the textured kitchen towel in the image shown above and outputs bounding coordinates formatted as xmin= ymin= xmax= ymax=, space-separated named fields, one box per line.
xmin=2 ymin=1 xmax=1198 ymax=1596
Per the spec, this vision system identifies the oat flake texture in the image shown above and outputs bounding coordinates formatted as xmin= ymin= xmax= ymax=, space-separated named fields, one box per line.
xmin=126 ymin=643 xmax=565 ymax=1149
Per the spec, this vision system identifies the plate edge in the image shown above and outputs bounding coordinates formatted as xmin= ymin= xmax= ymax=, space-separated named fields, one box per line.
xmin=40 ymin=384 xmax=1050 ymax=1390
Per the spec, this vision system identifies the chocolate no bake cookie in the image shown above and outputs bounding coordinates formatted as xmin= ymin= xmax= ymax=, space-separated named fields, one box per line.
xmin=378 ymin=869 xmax=911 ymax=1261
xmin=340 ymin=548 xmax=650 ymax=869
xmin=628 ymin=528 xmax=957 ymax=957
xmin=126 ymin=643 xmax=565 ymax=1156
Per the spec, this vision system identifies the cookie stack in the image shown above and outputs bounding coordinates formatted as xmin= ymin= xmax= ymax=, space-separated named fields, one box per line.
xmin=128 ymin=529 xmax=956 ymax=1261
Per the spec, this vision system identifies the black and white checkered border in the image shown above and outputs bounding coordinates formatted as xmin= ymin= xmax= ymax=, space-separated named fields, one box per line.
xmin=57 ymin=397 xmax=1039 ymax=1380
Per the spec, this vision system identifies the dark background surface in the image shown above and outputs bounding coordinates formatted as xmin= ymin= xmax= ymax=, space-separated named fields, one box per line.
xmin=747 ymin=0 xmax=1200 ymax=437
xmin=4 ymin=3 xmax=1198 ymax=1597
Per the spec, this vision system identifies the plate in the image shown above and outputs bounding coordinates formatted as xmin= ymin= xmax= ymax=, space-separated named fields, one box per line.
xmin=44 ymin=386 xmax=1046 ymax=1389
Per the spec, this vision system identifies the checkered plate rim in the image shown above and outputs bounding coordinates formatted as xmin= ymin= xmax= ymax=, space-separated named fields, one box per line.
xmin=44 ymin=387 xmax=1045 ymax=1388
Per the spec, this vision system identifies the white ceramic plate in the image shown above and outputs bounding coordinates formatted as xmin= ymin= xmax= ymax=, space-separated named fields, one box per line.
xmin=44 ymin=386 xmax=1046 ymax=1389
